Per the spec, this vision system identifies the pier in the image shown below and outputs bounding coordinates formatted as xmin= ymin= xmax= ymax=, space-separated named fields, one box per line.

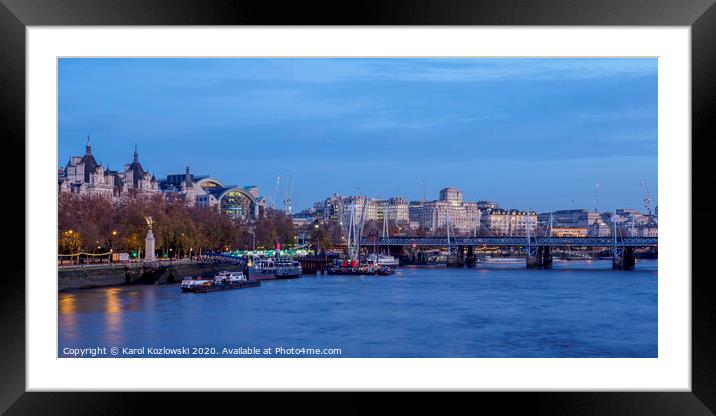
xmin=296 ymin=255 xmax=331 ymax=274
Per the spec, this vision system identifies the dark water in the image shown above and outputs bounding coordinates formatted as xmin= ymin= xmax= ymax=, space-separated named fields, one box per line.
xmin=58 ymin=259 xmax=657 ymax=358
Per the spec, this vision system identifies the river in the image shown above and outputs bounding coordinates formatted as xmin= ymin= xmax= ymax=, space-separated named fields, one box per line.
xmin=58 ymin=259 xmax=657 ymax=358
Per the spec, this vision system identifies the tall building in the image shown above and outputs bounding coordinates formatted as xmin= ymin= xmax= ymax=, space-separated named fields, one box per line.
xmin=409 ymin=188 xmax=481 ymax=234
xmin=439 ymin=188 xmax=463 ymax=205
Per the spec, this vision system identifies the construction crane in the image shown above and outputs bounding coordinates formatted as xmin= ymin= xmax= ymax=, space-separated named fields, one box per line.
xmin=269 ymin=176 xmax=281 ymax=209
xmin=640 ymin=179 xmax=655 ymax=224
xmin=283 ymin=175 xmax=295 ymax=215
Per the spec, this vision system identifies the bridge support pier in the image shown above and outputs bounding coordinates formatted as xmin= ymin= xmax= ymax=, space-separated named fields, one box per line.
xmin=447 ymin=245 xmax=465 ymax=268
xmin=542 ymin=246 xmax=553 ymax=269
xmin=388 ymin=245 xmax=403 ymax=258
xmin=466 ymin=246 xmax=476 ymax=268
xmin=527 ymin=246 xmax=552 ymax=269
xmin=612 ymin=247 xmax=636 ymax=270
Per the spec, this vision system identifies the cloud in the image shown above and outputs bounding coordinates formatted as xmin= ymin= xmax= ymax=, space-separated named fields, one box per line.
xmin=186 ymin=58 xmax=658 ymax=85
xmin=354 ymin=114 xmax=504 ymax=131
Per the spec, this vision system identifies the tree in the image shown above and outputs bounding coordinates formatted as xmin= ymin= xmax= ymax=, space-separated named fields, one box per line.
xmin=58 ymin=230 xmax=81 ymax=254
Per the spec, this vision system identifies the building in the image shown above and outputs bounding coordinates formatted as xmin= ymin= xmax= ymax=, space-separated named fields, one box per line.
xmin=59 ymin=139 xmax=159 ymax=198
xmin=439 ymin=187 xmax=463 ymax=204
xmin=476 ymin=200 xmax=499 ymax=210
xmin=340 ymin=196 xmax=378 ymax=222
xmin=540 ymin=209 xmax=610 ymax=237
xmin=314 ymin=194 xmax=343 ymax=221
xmin=57 ymin=139 xmax=115 ymax=197
xmin=159 ymin=166 xmax=197 ymax=206
xmin=483 ymin=209 xmax=537 ymax=236
xmin=550 ymin=227 xmax=588 ymax=237
xmin=193 ymin=177 xmax=262 ymax=220
xmin=610 ymin=208 xmax=647 ymax=225
xmin=409 ymin=188 xmax=481 ymax=234
xmin=120 ymin=146 xmax=161 ymax=196
xmin=59 ymin=140 xmax=262 ymax=219
xmin=314 ymin=194 xmax=403 ymax=224
xmin=376 ymin=197 xmax=409 ymax=223
xmin=636 ymin=224 xmax=659 ymax=237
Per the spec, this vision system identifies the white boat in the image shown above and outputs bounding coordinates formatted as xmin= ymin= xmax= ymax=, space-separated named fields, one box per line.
xmin=181 ymin=270 xmax=258 ymax=292
xmin=180 ymin=277 xmax=213 ymax=292
xmin=214 ymin=271 xmax=248 ymax=283
xmin=366 ymin=253 xmax=400 ymax=268
xmin=248 ymin=257 xmax=302 ymax=280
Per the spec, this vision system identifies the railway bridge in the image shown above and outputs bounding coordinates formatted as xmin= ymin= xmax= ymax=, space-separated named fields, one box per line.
xmin=358 ymin=236 xmax=658 ymax=270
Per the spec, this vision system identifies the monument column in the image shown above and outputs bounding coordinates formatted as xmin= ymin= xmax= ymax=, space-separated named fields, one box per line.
xmin=144 ymin=216 xmax=156 ymax=262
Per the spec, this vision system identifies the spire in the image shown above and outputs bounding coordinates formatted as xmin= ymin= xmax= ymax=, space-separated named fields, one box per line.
xmin=133 ymin=144 xmax=139 ymax=162
xmin=85 ymin=135 xmax=92 ymax=155
xmin=185 ymin=165 xmax=193 ymax=187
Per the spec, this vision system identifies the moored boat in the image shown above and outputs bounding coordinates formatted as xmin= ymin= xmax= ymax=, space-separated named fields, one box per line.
xmin=180 ymin=271 xmax=259 ymax=293
xmin=327 ymin=259 xmax=394 ymax=276
xmin=248 ymin=257 xmax=302 ymax=280
xmin=366 ymin=253 xmax=400 ymax=268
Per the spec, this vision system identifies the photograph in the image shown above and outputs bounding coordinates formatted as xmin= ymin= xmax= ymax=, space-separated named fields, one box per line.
xmin=56 ymin=57 xmax=659 ymax=359
xmin=1 ymin=0 xmax=710 ymax=410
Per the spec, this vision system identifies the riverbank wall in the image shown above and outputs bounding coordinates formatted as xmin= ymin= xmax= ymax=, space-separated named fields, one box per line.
xmin=58 ymin=261 xmax=244 ymax=291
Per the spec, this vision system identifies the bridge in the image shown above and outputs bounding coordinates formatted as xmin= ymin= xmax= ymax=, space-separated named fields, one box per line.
xmin=357 ymin=236 xmax=657 ymax=270
xmin=360 ymin=236 xmax=657 ymax=247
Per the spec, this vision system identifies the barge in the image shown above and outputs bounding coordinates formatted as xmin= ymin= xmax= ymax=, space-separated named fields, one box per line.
xmin=181 ymin=271 xmax=260 ymax=293
xmin=327 ymin=259 xmax=395 ymax=276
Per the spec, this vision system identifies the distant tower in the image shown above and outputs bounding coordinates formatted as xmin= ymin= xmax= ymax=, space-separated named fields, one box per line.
xmin=133 ymin=144 xmax=139 ymax=162
xmin=593 ymin=183 xmax=600 ymax=212
xmin=184 ymin=165 xmax=193 ymax=188
xmin=85 ymin=135 xmax=92 ymax=155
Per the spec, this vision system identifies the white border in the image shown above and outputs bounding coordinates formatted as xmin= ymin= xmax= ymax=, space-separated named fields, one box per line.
xmin=27 ymin=27 xmax=690 ymax=391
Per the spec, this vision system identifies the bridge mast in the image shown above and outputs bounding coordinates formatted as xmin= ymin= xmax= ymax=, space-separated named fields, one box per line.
xmin=446 ymin=210 xmax=451 ymax=254
xmin=525 ymin=212 xmax=533 ymax=256
xmin=611 ymin=213 xmax=622 ymax=259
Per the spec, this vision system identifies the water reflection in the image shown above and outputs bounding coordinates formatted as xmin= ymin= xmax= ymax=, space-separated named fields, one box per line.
xmin=58 ymin=294 xmax=77 ymax=343
xmin=58 ymin=260 xmax=658 ymax=358
xmin=104 ymin=288 xmax=123 ymax=344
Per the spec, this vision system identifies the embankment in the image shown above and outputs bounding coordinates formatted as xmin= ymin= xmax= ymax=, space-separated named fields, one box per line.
xmin=58 ymin=261 xmax=244 ymax=291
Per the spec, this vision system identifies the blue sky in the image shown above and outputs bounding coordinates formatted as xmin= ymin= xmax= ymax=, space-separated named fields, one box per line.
xmin=58 ymin=58 xmax=657 ymax=213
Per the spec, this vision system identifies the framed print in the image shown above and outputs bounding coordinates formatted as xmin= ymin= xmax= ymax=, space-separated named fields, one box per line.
xmin=1 ymin=0 xmax=713 ymax=414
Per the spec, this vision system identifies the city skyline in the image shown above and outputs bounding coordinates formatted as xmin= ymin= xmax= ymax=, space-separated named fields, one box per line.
xmin=59 ymin=58 xmax=658 ymax=213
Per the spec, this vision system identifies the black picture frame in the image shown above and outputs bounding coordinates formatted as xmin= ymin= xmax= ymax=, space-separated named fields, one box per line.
xmin=1 ymin=0 xmax=711 ymax=413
